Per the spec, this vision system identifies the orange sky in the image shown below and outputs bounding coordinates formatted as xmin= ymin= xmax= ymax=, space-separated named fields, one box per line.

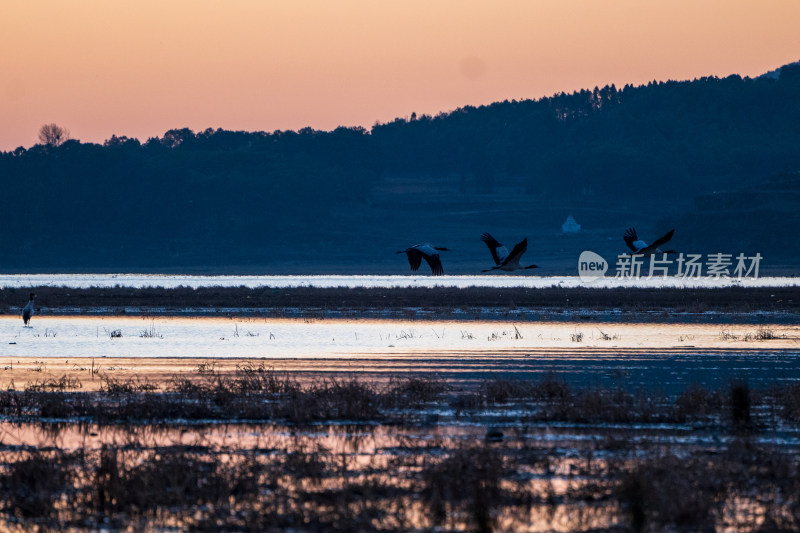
xmin=2 ymin=0 xmax=798 ymax=150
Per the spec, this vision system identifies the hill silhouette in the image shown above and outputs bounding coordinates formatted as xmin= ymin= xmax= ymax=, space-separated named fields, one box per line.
xmin=2 ymin=61 xmax=799 ymax=274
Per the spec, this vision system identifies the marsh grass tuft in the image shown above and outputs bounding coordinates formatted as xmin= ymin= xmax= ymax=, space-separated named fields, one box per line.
xmin=139 ymin=321 xmax=162 ymax=338
xmin=383 ymin=376 xmax=447 ymax=409
xmin=674 ymin=383 xmax=722 ymax=421
xmin=598 ymin=328 xmax=620 ymax=341
xmin=743 ymin=326 xmax=778 ymax=341
xmin=396 ymin=328 xmax=419 ymax=340
xmin=25 ymin=374 xmax=82 ymax=392
xmin=101 ymin=375 xmax=159 ymax=394
xmin=195 ymin=361 xmax=217 ymax=374
xmin=479 ymin=374 xmax=571 ymax=405
xmin=232 ymin=362 xmax=297 ymax=394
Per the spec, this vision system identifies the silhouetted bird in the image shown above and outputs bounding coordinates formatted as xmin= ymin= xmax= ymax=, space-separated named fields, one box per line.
xmin=623 ymin=227 xmax=676 ymax=256
xmin=22 ymin=293 xmax=35 ymax=326
xmin=481 ymin=233 xmax=539 ymax=272
xmin=397 ymin=244 xmax=449 ymax=276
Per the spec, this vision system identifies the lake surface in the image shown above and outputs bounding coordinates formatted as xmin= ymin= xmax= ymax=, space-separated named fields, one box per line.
xmin=3 ymin=317 xmax=799 ymax=393
xmin=1 ymin=273 xmax=798 ymax=289
xmin=5 ymin=316 xmax=799 ymax=358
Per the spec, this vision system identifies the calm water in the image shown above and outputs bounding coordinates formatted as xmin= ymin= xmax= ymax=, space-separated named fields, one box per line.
xmin=0 ymin=273 xmax=798 ymax=289
xmin=4 ymin=316 xmax=799 ymax=358
xmin=3 ymin=317 xmax=799 ymax=393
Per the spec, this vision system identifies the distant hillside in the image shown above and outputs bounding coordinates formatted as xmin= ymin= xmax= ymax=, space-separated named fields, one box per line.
xmin=675 ymin=171 xmax=800 ymax=270
xmin=1 ymin=61 xmax=799 ymax=273
xmin=758 ymin=60 xmax=800 ymax=80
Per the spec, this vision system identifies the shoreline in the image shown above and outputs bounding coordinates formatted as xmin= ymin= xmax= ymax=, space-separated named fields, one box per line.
xmin=0 ymin=285 xmax=798 ymax=322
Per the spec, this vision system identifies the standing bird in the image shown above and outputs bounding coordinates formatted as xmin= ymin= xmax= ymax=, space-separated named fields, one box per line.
xmin=22 ymin=293 xmax=35 ymax=326
xmin=480 ymin=233 xmax=539 ymax=272
xmin=397 ymin=244 xmax=449 ymax=276
xmin=623 ymin=227 xmax=676 ymax=256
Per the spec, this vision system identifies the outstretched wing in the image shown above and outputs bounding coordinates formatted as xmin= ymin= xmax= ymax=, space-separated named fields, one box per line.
xmin=480 ymin=232 xmax=507 ymax=265
xmin=503 ymin=238 xmax=528 ymax=266
xmin=623 ymin=228 xmax=639 ymax=252
xmin=422 ymin=253 xmax=444 ymax=276
xmin=649 ymin=229 xmax=675 ymax=249
xmin=405 ymin=249 xmax=422 ymax=271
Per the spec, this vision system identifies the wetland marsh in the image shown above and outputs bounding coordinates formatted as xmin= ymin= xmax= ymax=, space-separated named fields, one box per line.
xmin=0 ymin=283 xmax=798 ymax=531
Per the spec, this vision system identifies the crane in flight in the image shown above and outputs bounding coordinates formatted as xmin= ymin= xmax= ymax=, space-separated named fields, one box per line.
xmin=480 ymin=233 xmax=539 ymax=272
xmin=623 ymin=227 xmax=676 ymax=256
xmin=397 ymin=243 xmax=449 ymax=276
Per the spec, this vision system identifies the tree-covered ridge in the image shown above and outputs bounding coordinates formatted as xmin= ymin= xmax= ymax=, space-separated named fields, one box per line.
xmin=2 ymin=63 xmax=799 ymax=271
xmin=371 ymin=68 xmax=800 ymax=195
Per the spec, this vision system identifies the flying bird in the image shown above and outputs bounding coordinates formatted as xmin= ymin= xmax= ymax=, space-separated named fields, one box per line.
xmin=480 ymin=233 xmax=539 ymax=272
xmin=397 ymin=244 xmax=449 ymax=276
xmin=623 ymin=227 xmax=676 ymax=256
xmin=22 ymin=293 xmax=35 ymax=326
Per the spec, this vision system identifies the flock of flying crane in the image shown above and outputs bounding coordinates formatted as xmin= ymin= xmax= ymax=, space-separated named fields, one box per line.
xmin=17 ymin=227 xmax=675 ymax=325
xmin=397 ymin=227 xmax=677 ymax=276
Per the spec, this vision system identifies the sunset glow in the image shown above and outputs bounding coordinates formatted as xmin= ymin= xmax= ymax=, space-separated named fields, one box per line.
xmin=2 ymin=0 xmax=798 ymax=150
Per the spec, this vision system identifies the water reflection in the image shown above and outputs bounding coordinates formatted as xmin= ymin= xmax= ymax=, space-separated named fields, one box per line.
xmin=0 ymin=421 xmax=795 ymax=531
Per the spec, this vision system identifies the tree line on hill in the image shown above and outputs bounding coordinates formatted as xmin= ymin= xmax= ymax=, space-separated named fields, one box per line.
xmin=1 ymin=62 xmax=799 ymax=270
